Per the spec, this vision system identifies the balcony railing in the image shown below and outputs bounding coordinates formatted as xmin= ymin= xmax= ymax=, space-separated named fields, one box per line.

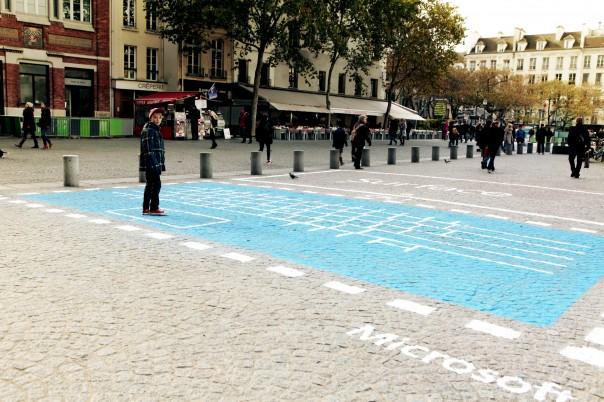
xmin=187 ymin=67 xmax=206 ymax=78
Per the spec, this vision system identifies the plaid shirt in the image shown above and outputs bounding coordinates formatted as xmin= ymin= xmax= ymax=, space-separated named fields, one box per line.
xmin=139 ymin=122 xmax=165 ymax=174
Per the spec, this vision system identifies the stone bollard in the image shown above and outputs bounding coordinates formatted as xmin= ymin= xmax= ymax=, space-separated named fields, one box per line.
xmin=527 ymin=143 xmax=533 ymax=154
xmin=387 ymin=147 xmax=396 ymax=165
xmin=293 ymin=150 xmax=304 ymax=172
xmin=361 ymin=147 xmax=370 ymax=167
xmin=450 ymin=146 xmax=458 ymax=160
xmin=432 ymin=146 xmax=439 ymax=161
xmin=138 ymin=154 xmax=146 ymax=183
xmin=63 ymin=155 xmax=79 ymax=187
xmin=251 ymin=151 xmax=262 ymax=175
xmin=506 ymin=145 xmax=513 ymax=155
xmin=545 ymin=142 xmax=552 ymax=153
xmin=412 ymin=146 xmax=420 ymax=163
xmin=466 ymin=144 xmax=474 ymax=159
xmin=517 ymin=143 xmax=524 ymax=155
xmin=200 ymin=152 xmax=212 ymax=178
xmin=330 ymin=149 xmax=340 ymax=169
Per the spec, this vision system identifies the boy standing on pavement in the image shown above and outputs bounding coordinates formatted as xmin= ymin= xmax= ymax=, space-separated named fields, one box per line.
xmin=140 ymin=108 xmax=166 ymax=215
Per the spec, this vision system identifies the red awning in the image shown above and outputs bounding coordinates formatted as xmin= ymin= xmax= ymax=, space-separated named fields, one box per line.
xmin=135 ymin=91 xmax=200 ymax=105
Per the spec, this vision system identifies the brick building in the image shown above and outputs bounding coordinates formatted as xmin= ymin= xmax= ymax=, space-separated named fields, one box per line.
xmin=0 ymin=0 xmax=110 ymax=118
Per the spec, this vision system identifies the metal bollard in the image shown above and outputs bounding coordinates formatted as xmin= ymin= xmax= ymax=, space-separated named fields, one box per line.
xmin=412 ymin=146 xmax=420 ymax=163
xmin=330 ymin=149 xmax=340 ymax=169
xmin=506 ymin=145 xmax=513 ymax=155
xmin=361 ymin=147 xmax=370 ymax=167
xmin=517 ymin=143 xmax=524 ymax=155
xmin=293 ymin=150 xmax=304 ymax=172
xmin=63 ymin=155 xmax=79 ymax=187
xmin=466 ymin=144 xmax=474 ymax=159
xmin=251 ymin=151 xmax=262 ymax=175
xmin=432 ymin=146 xmax=439 ymax=161
xmin=138 ymin=154 xmax=146 ymax=183
xmin=200 ymin=152 xmax=212 ymax=178
xmin=387 ymin=147 xmax=396 ymax=165
xmin=450 ymin=146 xmax=458 ymax=160
xmin=527 ymin=143 xmax=533 ymax=154
xmin=496 ymin=147 xmax=502 ymax=156
xmin=545 ymin=142 xmax=552 ymax=153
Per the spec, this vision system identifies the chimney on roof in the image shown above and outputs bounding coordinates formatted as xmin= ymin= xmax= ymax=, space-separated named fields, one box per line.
xmin=555 ymin=25 xmax=565 ymax=41
xmin=497 ymin=31 xmax=504 ymax=38
xmin=513 ymin=27 xmax=525 ymax=41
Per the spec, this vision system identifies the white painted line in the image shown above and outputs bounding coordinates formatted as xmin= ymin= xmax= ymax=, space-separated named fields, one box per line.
xmin=184 ymin=181 xmax=197 ymax=184
xmin=387 ymin=299 xmax=435 ymax=316
xmin=571 ymin=227 xmax=598 ymax=234
xmin=465 ymin=320 xmax=521 ymax=340
xmin=416 ymin=204 xmax=436 ymax=209
xmin=112 ymin=186 xmax=128 ymax=189
xmin=45 ymin=208 xmax=65 ymax=214
xmin=89 ymin=219 xmax=111 ymax=224
xmin=486 ymin=214 xmax=509 ymax=220
xmin=163 ymin=183 xmax=178 ymax=186
xmin=585 ymin=328 xmax=604 ymax=346
xmin=9 ymin=200 xmax=26 ymax=204
xmin=323 ymin=281 xmax=365 ymax=295
xmin=560 ymin=346 xmax=604 ymax=368
xmin=145 ymin=232 xmax=174 ymax=240
xmin=267 ymin=265 xmax=305 ymax=278
xmin=302 ymin=191 xmax=317 ymax=194
xmin=115 ymin=225 xmax=141 ymax=232
xmin=277 ymin=187 xmax=291 ymax=191
xmin=18 ymin=192 xmax=39 ymax=195
xmin=84 ymin=188 xmax=101 ymax=191
xmin=65 ymin=213 xmax=87 ymax=219
xmin=181 ymin=241 xmax=212 ymax=251
xmin=526 ymin=221 xmax=551 ymax=227
xmin=25 ymin=203 xmax=43 ymax=208
xmin=52 ymin=190 xmax=72 ymax=193
xmin=222 ymin=252 xmax=255 ymax=263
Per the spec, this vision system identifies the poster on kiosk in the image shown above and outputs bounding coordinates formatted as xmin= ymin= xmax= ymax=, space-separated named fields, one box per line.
xmin=174 ymin=112 xmax=187 ymax=139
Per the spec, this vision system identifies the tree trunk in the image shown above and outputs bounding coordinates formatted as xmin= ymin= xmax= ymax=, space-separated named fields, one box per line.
xmin=325 ymin=60 xmax=336 ymax=128
xmin=384 ymin=81 xmax=395 ymax=129
xmin=250 ymin=45 xmax=266 ymax=139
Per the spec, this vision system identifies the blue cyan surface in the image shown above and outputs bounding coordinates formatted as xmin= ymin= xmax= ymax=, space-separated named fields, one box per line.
xmin=27 ymin=182 xmax=604 ymax=327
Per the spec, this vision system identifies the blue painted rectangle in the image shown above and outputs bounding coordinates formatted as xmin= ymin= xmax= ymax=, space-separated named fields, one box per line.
xmin=27 ymin=182 xmax=604 ymax=327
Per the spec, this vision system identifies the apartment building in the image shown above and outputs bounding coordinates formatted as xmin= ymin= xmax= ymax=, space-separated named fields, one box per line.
xmin=110 ymin=0 xmax=179 ymax=118
xmin=465 ymin=25 xmax=604 ymax=123
xmin=0 ymin=0 xmax=110 ymax=117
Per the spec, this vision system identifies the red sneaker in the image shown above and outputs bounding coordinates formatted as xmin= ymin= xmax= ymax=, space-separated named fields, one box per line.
xmin=142 ymin=209 xmax=150 ymax=215
xmin=149 ymin=209 xmax=166 ymax=216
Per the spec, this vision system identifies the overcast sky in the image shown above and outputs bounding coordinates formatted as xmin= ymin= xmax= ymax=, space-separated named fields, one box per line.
xmin=447 ymin=0 xmax=604 ymax=51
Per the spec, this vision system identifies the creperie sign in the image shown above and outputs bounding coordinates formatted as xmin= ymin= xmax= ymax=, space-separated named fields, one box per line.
xmin=114 ymin=80 xmax=166 ymax=91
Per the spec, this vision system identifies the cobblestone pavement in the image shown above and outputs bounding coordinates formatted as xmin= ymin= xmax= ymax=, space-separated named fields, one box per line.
xmin=1 ymin=136 xmax=604 ymax=401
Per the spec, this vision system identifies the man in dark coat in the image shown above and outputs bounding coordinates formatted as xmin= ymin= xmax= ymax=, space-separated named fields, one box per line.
xmin=388 ymin=119 xmax=399 ymax=145
xmin=536 ymin=124 xmax=547 ymax=154
xmin=256 ymin=113 xmax=273 ymax=163
xmin=332 ymin=120 xmax=348 ymax=166
xmin=16 ymin=102 xmax=38 ymax=148
xmin=39 ymin=102 xmax=52 ymax=149
xmin=567 ymin=117 xmax=590 ymax=178
xmin=140 ymin=108 xmax=166 ymax=215
xmin=189 ymin=106 xmax=201 ymax=140
xmin=486 ymin=120 xmax=504 ymax=173
xmin=352 ymin=115 xmax=371 ymax=170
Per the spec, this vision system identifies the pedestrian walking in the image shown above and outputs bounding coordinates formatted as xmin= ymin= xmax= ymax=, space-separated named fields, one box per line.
xmin=504 ymin=123 xmax=514 ymax=154
xmin=567 ymin=117 xmax=590 ymax=178
xmin=516 ymin=125 xmax=526 ymax=145
xmin=486 ymin=120 xmax=504 ymax=173
xmin=388 ymin=119 xmax=399 ymax=145
xmin=239 ymin=107 xmax=249 ymax=143
xmin=208 ymin=109 xmax=218 ymax=149
xmin=398 ymin=119 xmax=407 ymax=145
xmin=15 ymin=102 xmax=38 ymax=149
xmin=352 ymin=114 xmax=371 ymax=170
xmin=332 ymin=120 xmax=348 ymax=166
xmin=546 ymin=127 xmax=554 ymax=144
xmin=536 ymin=124 xmax=547 ymax=154
xmin=256 ymin=113 xmax=273 ymax=164
xmin=442 ymin=120 xmax=449 ymax=142
xmin=39 ymin=102 xmax=52 ymax=149
xmin=189 ymin=105 xmax=201 ymax=140
xmin=140 ymin=108 xmax=166 ymax=215
xmin=476 ymin=121 xmax=490 ymax=169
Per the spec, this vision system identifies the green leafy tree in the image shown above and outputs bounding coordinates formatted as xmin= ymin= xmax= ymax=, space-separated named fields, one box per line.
xmin=385 ymin=0 xmax=464 ymax=123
